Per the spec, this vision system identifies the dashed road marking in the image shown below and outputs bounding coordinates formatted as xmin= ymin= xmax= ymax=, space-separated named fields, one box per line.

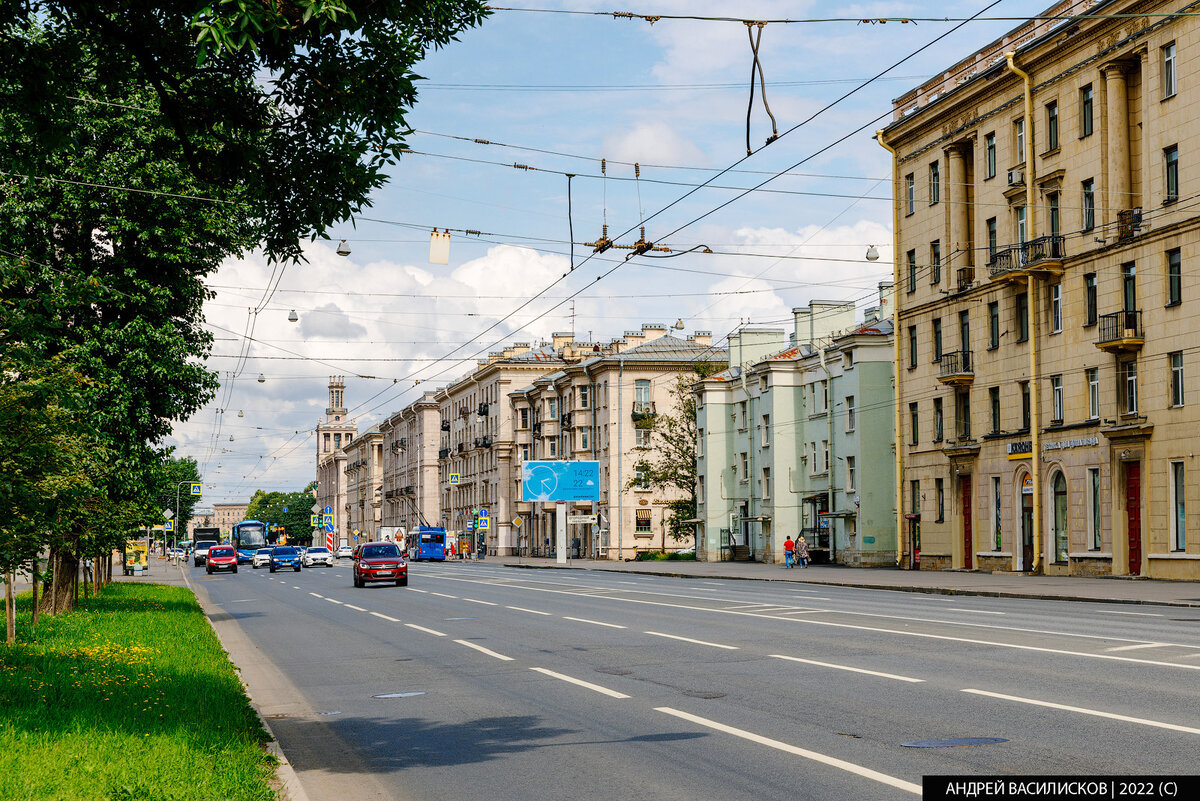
xmin=562 ymin=616 xmax=626 ymax=629
xmin=530 ymin=667 xmax=630 ymax=699
xmin=771 ymin=654 xmax=925 ymax=683
xmin=963 ymin=689 xmax=1200 ymax=735
xmin=405 ymin=623 xmax=446 ymax=637
xmin=455 ymin=640 xmax=514 ymax=661
xmin=645 ymin=631 xmax=738 ymax=650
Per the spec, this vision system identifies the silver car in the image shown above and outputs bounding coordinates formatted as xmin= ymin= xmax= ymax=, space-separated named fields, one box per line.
xmin=303 ymin=547 xmax=335 ymax=568
xmin=252 ymin=548 xmax=273 ymax=569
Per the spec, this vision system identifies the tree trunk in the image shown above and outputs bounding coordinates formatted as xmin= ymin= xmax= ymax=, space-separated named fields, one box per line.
xmin=30 ymin=556 xmax=38 ymax=628
xmin=40 ymin=549 xmax=79 ymax=616
xmin=5 ymin=572 xmax=14 ymax=644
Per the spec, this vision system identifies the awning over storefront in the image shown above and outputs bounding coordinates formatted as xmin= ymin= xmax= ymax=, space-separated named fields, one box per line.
xmin=818 ymin=510 xmax=858 ymax=518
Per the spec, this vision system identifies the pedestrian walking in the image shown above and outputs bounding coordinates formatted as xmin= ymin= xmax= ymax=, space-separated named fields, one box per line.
xmin=82 ymin=557 xmax=94 ymax=582
xmin=797 ymin=536 xmax=809 ymax=568
xmin=783 ymin=536 xmax=795 ymax=568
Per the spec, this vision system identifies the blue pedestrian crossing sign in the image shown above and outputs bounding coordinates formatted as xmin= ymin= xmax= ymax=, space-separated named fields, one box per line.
xmin=164 ymin=520 xmax=175 ymax=532
xmin=311 ymin=515 xmax=319 ymax=526
xmin=189 ymin=483 xmax=203 ymax=496
xmin=322 ymin=514 xmax=334 ymax=526
xmin=449 ymin=473 xmax=461 ymax=485
xmin=478 ymin=517 xmax=490 ymax=530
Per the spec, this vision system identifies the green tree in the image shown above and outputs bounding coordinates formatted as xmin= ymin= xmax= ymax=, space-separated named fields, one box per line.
xmin=246 ymin=488 xmax=317 ymax=546
xmin=627 ymin=364 xmax=725 ymax=546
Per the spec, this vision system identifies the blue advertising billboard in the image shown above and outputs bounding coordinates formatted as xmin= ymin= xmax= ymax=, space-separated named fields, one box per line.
xmin=521 ymin=461 xmax=600 ymax=502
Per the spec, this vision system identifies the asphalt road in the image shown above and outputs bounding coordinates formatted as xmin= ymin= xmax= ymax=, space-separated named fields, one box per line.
xmin=191 ymin=559 xmax=1200 ymax=801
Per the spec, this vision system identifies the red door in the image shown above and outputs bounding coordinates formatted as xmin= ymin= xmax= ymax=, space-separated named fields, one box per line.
xmin=1126 ymin=463 xmax=1142 ymax=575
xmin=961 ymin=476 xmax=973 ymax=569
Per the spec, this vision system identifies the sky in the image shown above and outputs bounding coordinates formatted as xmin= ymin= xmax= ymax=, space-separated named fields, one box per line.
xmin=170 ymin=0 xmax=1060 ymax=506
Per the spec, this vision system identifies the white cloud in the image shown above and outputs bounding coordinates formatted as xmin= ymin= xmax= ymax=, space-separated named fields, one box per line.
xmin=602 ymin=121 xmax=708 ymax=166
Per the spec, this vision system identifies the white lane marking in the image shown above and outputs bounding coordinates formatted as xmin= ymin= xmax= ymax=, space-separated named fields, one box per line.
xmin=405 ymin=623 xmax=447 ymax=637
xmin=370 ymin=612 xmax=400 ymax=622
xmin=431 ymin=592 xmax=457 ymax=599
xmin=463 ymin=598 xmax=498 ymax=606
xmin=562 ymin=616 xmax=626 ymax=629
xmin=326 ymin=598 xmax=343 ymax=605
xmin=655 ymin=707 xmax=920 ymax=795
xmin=947 ymin=608 xmax=1005 ymax=615
xmin=309 ymin=592 xmax=324 ymax=599
xmin=408 ymin=588 xmax=429 ymax=594
xmin=529 ymin=667 xmax=630 ymax=698
xmin=1105 ymin=642 xmax=1170 ymax=652
xmin=645 ymin=631 xmax=739 ymax=650
xmin=1100 ymin=610 xmax=1164 ymax=617
xmin=726 ymin=603 xmax=772 ymax=611
xmin=455 ymin=639 xmax=514 ymax=661
xmin=803 ymin=597 xmax=833 ymax=601
xmin=963 ymin=689 xmax=1200 ymax=736
xmin=344 ymin=604 xmax=367 ymax=612
xmin=293 ymin=586 xmax=301 ymax=589
xmin=507 ymin=606 xmax=552 ymax=616
xmin=771 ymin=654 xmax=925 ymax=683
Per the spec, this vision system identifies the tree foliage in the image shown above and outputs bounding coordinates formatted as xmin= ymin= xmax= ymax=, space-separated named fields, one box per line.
xmin=246 ymin=488 xmax=318 ymax=546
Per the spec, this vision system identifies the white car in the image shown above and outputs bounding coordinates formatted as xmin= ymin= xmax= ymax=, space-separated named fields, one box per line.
xmin=303 ymin=547 xmax=335 ymax=568
xmin=336 ymin=545 xmax=354 ymax=559
xmin=251 ymin=548 xmax=273 ymax=569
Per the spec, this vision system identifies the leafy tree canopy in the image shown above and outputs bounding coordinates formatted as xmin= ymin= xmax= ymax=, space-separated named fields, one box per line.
xmin=246 ymin=488 xmax=317 ymax=544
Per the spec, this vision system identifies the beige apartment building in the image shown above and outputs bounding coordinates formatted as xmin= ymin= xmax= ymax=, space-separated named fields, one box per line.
xmin=343 ymin=426 xmax=383 ymax=544
xmin=315 ymin=377 xmax=357 ymax=546
xmin=212 ymin=503 xmax=249 ymax=536
xmin=379 ymin=391 xmax=442 ymax=536
xmin=881 ymin=0 xmax=1200 ymax=579
xmin=510 ymin=326 xmax=724 ymax=559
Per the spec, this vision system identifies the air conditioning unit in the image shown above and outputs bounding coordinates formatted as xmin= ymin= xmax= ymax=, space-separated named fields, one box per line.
xmin=1007 ymin=169 xmax=1024 ymax=187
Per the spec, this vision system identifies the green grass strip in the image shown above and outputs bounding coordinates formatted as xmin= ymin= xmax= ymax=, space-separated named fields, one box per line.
xmin=0 ymin=583 xmax=277 ymax=801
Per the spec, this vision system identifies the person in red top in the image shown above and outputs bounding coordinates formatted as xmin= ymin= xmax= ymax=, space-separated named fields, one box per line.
xmin=783 ymin=536 xmax=795 ymax=568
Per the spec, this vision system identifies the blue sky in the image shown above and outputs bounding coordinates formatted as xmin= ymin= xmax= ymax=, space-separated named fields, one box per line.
xmin=172 ymin=0 xmax=1058 ymax=505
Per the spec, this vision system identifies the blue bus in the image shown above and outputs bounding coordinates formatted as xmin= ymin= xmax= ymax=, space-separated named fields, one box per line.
xmin=412 ymin=526 xmax=446 ymax=561
xmin=232 ymin=520 xmax=270 ymax=551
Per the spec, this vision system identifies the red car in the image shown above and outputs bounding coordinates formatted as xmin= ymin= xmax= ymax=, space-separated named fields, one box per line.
xmin=353 ymin=542 xmax=407 ymax=587
xmin=206 ymin=545 xmax=239 ymax=575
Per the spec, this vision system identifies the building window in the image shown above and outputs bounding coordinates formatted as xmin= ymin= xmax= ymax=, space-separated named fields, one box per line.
xmin=1171 ymin=461 xmax=1186 ymax=550
xmin=1046 ymin=101 xmax=1058 ymax=150
xmin=1122 ymin=262 xmax=1137 ymax=311
xmin=579 ymin=386 xmax=589 ymax=409
xmin=845 ymin=397 xmax=855 ymax=432
xmin=959 ymin=310 xmax=970 ymax=351
xmin=1048 ymin=192 xmax=1060 ymax=237
xmin=932 ymin=318 xmax=943 ymax=362
xmin=1084 ymin=273 xmax=1098 ymax=326
xmin=634 ymin=379 xmax=650 ymax=406
xmin=1014 ymin=118 xmax=1025 ymax=163
xmin=1049 ymin=283 xmax=1062 ymax=333
xmin=1088 ymin=467 xmax=1101 ymax=550
xmin=761 ymin=414 xmax=771 ymax=446
xmin=955 ymin=388 xmax=971 ymax=439
xmin=635 ymin=427 xmax=651 ymax=448
xmin=935 ymin=478 xmax=945 ymax=523
xmin=1087 ymin=367 xmax=1100 ymax=419
xmin=909 ymin=402 xmax=919 ymax=445
xmin=520 ymin=407 xmax=530 ymax=428
xmin=1020 ymin=381 xmax=1031 ymax=430
xmin=906 ymin=173 xmax=915 ymax=215
xmin=1168 ymin=248 xmax=1182 ymax=306
xmin=334 ymin=433 xmax=342 ymax=450
xmin=907 ymin=249 xmax=918 ymax=292
xmin=985 ymin=132 xmax=996 ymax=178
xmin=1171 ymin=351 xmax=1185 ymax=407
xmin=933 ymin=397 xmax=944 ymax=442
xmin=579 ymin=426 xmax=590 ymax=450
xmin=930 ymin=241 xmax=941 ymax=284
xmin=1015 ymin=292 xmax=1029 ymax=342
xmin=740 ymin=452 xmax=749 ymax=482
xmin=1016 ymin=205 xmax=1027 ymax=243
xmin=986 ymin=217 xmax=998 ymax=262
xmin=635 ymin=508 xmax=652 ymax=531
xmin=761 ymin=467 xmax=772 ymax=500
xmin=821 ymin=440 xmax=829 ymax=472
xmin=992 ymin=476 xmax=1003 ymax=550
xmin=910 ymin=480 xmax=921 ymax=516
xmin=989 ymin=386 xmax=1000 ymax=433
xmin=1122 ymin=360 xmax=1138 ymax=415
xmin=846 ymin=456 xmax=856 ymax=491
xmin=1051 ymin=375 xmax=1064 ymax=423
xmin=1052 ymin=472 xmax=1068 ymax=564
xmin=1081 ymin=84 xmax=1093 ymax=137
xmin=548 ymin=398 xmax=558 ymax=420
xmin=908 ymin=325 xmax=918 ymax=368
xmin=738 ymin=401 xmax=748 ymax=429
xmin=1164 ymin=145 xmax=1179 ymax=203
xmin=1082 ymin=179 xmax=1095 ymax=231
xmin=521 ymin=444 xmax=530 ymax=461
xmin=1163 ymin=42 xmax=1177 ymax=99
xmin=930 ymin=160 xmax=940 ymax=204
xmin=548 ymin=438 xmax=558 ymax=457
xmin=988 ymin=301 xmax=999 ymax=349
xmin=696 ymin=428 xmax=704 ymax=458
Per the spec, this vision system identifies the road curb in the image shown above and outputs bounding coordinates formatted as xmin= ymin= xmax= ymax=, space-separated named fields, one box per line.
xmin=177 ymin=563 xmax=314 ymax=801
xmin=502 ymin=562 xmax=1200 ymax=608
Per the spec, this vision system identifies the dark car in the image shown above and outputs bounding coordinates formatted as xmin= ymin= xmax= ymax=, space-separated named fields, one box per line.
xmin=206 ymin=545 xmax=238 ymax=575
xmin=353 ymin=542 xmax=407 ymax=587
xmin=269 ymin=546 xmax=303 ymax=573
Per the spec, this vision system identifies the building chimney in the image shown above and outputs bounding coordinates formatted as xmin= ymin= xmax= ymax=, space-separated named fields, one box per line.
xmin=552 ymin=331 xmax=573 ymax=349
xmin=641 ymin=322 xmax=667 ymax=342
xmin=692 ymin=330 xmax=712 ymax=347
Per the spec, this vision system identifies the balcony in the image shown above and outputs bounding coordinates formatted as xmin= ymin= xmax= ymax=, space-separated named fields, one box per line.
xmin=438 ymin=447 xmax=450 ymax=459
xmin=987 ymin=235 xmax=1066 ymax=282
xmin=937 ymin=350 xmax=974 ymax=385
xmin=632 ymin=400 xmax=656 ymax=422
xmin=1096 ymin=310 xmax=1144 ymax=354
xmin=532 ymin=422 xmax=542 ymax=435
xmin=956 ymin=266 xmax=975 ymax=291
xmin=440 ymin=420 xmax=450 ymax=431
xmin=456 ymin=442 xmax=466 ymax=453
xmin=403 ymin=485 xmax=415 ymax=496
xmin=478 ymin=402 xmax=490 ymax=417
xmin=561 ymin=412 xmax=573 ymax=428
xmin=481 ymin=435 xmax=493 ymax=448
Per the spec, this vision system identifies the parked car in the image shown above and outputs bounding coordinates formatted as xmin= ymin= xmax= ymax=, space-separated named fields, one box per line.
xmin=236 ymin=549 xmax=254 ymax=564
xmin=252 ymin=548 xmax=273 ymax=569
xmin=303 ymin=547 xmax=335 ymax=568
xmin=206 ymin=545 xmax=238 ymax=574
xmin=193 ymin=540 xmax=219 ymax=567
xmin=269 ymin=546 xmax=303 ymax=573
xmin=336 ymin=544 xmax=354 ymax=559
xmin=353 ymin=542 xmax=407 ymax=587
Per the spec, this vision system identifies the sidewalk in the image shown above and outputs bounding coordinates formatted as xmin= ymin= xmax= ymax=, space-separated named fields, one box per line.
xmin=485 ymin=555 xmax=1200 ymax=608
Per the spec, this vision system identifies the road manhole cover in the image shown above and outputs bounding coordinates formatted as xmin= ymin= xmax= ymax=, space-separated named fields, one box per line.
xmin=902 ymin=738 xmax=1007 ymax=748
xmin=373 ymin=692 xmax=426 ymax=699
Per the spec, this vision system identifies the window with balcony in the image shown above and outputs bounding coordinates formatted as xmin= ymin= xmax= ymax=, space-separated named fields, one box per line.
xmin=929 ymin=160 xmax=940 ymax=204
xmin=958 ymin=309 xmax=970 ymax=351
xmin=1045 ymin=101 xmax=1058 ymax=151
xmin=1048 ymin=192 xmax=1061 ymax=237
xmin=1164 ymin=145 xmax=1179 ymax=203
xmin=1122 ymin=262 xmax=1137 ymax=311
xmin=1168 ymin=248 xmax=1182 ymax=306
xmin=635 ymin=427 xmax=651 ymax=448
xmin=1084 ymin=273 xmax=1098 ymax=326
xmin=634 ymin=379 xmax=650 ymax=407
xmin=1080 ymin=84 xmax=1093 ymax=137
xmin=1163 ymin=42 xmax=1177 ymax=99
xmin=1171 ymin=351 xmax=1185 ymax=407
xmin=986 ymin=217 xmax=998 ymax=262
xmin=1016 ymin=205 xmax=1027 ymax=243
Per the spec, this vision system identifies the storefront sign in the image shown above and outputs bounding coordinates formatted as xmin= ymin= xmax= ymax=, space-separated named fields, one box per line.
xmin=1042 ymin=436 xmax=1100 ymax=451
xmin=1021 ymin=475 xmax=1034 ymax=495
xmin=1006 ymin=441 xmax=1033 ymax=460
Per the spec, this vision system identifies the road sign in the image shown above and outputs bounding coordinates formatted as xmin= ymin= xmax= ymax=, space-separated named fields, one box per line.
xmin=478 ymin=517 xmax=490 ymax=530
xmin=568 ymin=514 xmax=598 ymax=525
xmin=323 ymin=514 xmax=333 ymax=526
xmin=521 ymin=461 xmax=600 ymax=502
xmin=466 ymin=521 xmax=474 ymax=530
xmin=323 ymin=505 xmax=332 ymax=514
xmin=164 ymin=520 xmax=175 ymax=532
xmin=449 ymin=473 xmax=461 ymax=485
xmin=311 ymin=515 xmax=319 ymax=526
xmin=189 ymin=483 xmax=203 ymax=496
xmin=162 ymin=508 xmax=174 ymax=520
xmin=479 ymin=508 xmax=489 ymax=518
xmin=512 ymin=516 xmax=523 ymax=528
xmin=325 ymin=522 xmax=335 ymax=533
xmin=326 ymin=531 xmax=335 ymax=551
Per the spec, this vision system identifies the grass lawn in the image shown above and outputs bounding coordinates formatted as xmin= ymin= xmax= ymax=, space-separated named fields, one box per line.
xmin=0 ymin=583 xmax=277 ymax=801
